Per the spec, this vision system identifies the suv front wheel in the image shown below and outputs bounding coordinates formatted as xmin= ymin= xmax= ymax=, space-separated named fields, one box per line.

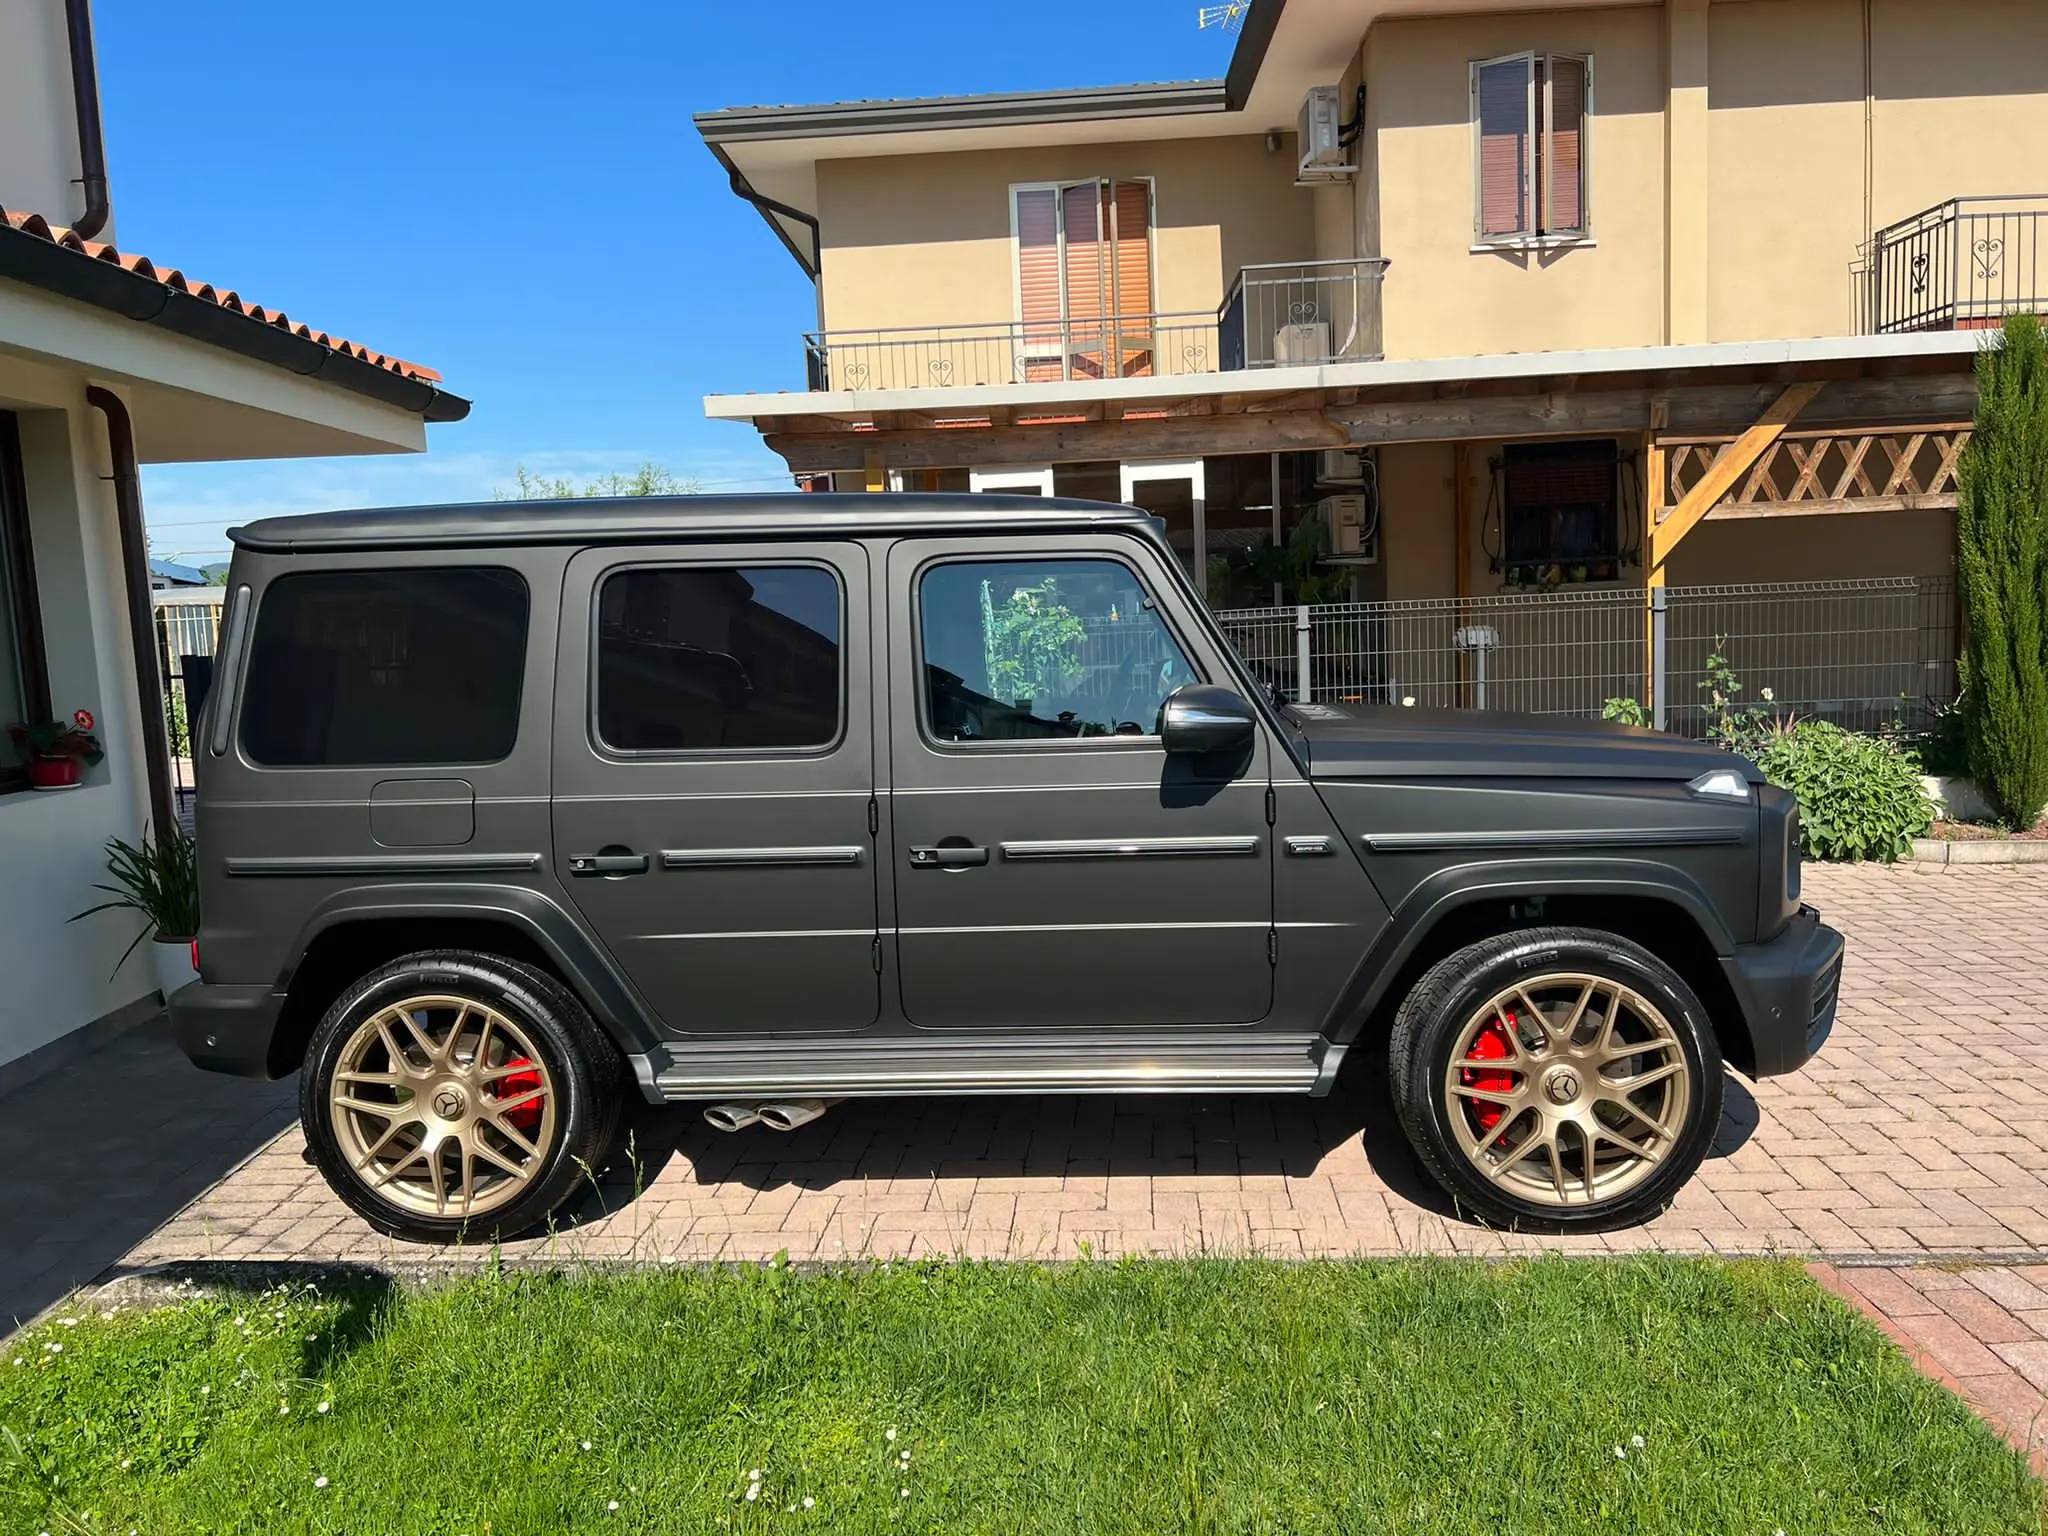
xmin=300 ymin=950 xmax=625 ymax=1243
xmin=1389 ymin=927 xmax=1723 ymax=1232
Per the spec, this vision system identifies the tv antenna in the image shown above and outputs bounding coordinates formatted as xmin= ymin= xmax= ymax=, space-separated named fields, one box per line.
xmin=1198 ymin=3 xmax=1248 ymax=33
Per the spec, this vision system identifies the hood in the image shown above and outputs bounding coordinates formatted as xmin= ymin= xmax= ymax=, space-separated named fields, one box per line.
xmin=1282 ymin=701 xmax=1758 ymax=782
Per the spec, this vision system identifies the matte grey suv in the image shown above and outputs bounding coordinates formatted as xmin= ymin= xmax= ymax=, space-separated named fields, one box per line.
xmin=172 ymin=495 xmax=1841 ymax=1241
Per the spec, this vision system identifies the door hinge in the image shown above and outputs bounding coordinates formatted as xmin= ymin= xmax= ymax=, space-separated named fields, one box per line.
xmin=871 ymin=935 xmax=883 ymax=974
xmin=1264 ymin=785 xmax=1276 ymax=826
xmin=868 ymin=796 xmax=879 ymax=837
xmin=1267 ymin=927 xmax=1279 ymax=966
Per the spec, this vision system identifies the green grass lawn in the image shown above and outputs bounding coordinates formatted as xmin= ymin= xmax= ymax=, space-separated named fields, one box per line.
xmin=0 ymin=1256 xmax=2037 ymax=1535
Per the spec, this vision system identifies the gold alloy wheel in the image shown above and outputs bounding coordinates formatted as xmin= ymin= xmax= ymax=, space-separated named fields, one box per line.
xmin=1443 ymin=972 xmax=1692 ymax=1209
xmin=328 ymin=994 xmax=558 ymax=1220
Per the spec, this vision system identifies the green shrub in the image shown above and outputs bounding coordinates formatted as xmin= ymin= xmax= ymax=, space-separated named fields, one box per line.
xmin=1755 ymin=720 xmax=1934 ymax=862
xmin=1601 ymin=697 xmax=1649 ymax=726
xmin=1956 ymin=313 xmax=2048 ymax=827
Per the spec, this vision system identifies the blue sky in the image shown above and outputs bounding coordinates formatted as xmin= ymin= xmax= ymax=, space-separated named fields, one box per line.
xmin=102 ymin=0 xmax=1236 ymax=566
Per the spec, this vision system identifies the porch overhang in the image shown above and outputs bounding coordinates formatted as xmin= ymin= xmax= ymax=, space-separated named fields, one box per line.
xmin=705 ymin=331 xmax=1988 ymax=475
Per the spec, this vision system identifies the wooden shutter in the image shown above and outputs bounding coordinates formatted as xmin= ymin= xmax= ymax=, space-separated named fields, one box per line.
xmin=1061 ymin=182 xmax=1107 ymax=377
xmin=1474 ymin=54 xmax=1532 ymax=239
xmin=1544 ymin=54 xmax=1588 ymax=235
xmin=1015 ymin=188 xmax=1063 ymax=381
xmin=1108 ymin=179 xmax=1154 ymax=376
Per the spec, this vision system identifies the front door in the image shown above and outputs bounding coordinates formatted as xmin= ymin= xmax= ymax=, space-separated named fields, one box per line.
xmin=885 ymin=535 xmax=1273 ymax=1030
xmin=551 ymin=542 xmax=879 ymax=1036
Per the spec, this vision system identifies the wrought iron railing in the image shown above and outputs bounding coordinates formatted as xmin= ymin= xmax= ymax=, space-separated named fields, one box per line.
xmin=803 ymin=257 xmax=1388 ymax=391
xmin=1867 ymin=195 xmax=2048 ymax=334
xmin=1219 ymin=258 xmax=1389 ymax=370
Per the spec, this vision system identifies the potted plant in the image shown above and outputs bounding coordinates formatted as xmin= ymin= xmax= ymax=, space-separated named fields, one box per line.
xmin=70 ymin=823 xmax=200 ymax=976
xmin=8 ymin=708 xmax=103 ymax=790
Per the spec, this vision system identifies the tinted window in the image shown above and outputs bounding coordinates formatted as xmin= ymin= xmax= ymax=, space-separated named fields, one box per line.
xmin=596 ymin=566 xmax=841 ymax=752
xmin=241 ymin=568 xmax=528 ymax=767
xmin=919 ymin=558 xmax=1199 ymax=741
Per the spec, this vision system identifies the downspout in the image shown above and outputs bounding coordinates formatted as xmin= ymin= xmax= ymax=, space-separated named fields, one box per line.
xmin=726 ymin=170 xmax=822 ymax=280
xmin=85 ymin=386 xmax=174 ymax=839
xmin=62 ymin=0 xmax=112 ymax=239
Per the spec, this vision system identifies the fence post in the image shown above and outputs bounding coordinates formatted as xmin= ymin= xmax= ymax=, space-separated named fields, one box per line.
xmin=1650 ymin=585 xmax=1670 ymax=732
xmin=1294 ymin=604 xmax=1312 ymax=704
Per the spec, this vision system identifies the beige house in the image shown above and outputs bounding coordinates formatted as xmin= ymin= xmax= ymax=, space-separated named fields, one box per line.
xmin=697 ymin=0 xmax=2043 ymax=723
xmin=0 ymin=1 xmax=466 ymax=1085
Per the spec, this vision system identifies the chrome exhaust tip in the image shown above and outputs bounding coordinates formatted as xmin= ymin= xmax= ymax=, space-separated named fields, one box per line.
xmin=756 ymin=1097 xmax=840 ymax=1133
xmin=702 ymin=1103 xmax=762 ymax=1133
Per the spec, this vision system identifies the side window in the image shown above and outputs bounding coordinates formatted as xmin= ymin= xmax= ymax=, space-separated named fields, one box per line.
xmin=241 ymin=568 xmax=528 ymax=767
xmin=919 ymin=557 xmax=1199 ymax=742
xmin=596 ymin=565 xmax=841 ymax=753
xmin=1473 ymin=51 xmax=1591 ymax=242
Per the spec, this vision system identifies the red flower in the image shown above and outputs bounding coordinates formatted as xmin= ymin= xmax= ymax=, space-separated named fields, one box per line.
xmin=74 ymin=708 xmax=95 ymax=731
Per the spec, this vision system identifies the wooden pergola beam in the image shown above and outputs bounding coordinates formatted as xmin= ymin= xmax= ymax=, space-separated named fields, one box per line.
xmin=1648 ymin=381 xmax=1824 ymax=569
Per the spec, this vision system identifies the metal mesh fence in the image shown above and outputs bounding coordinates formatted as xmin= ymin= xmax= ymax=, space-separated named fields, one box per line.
xmin=1215 ymin=575 xmax=1958 ymax=729
xmin=154 ymin=592 xmax=225 ymax=818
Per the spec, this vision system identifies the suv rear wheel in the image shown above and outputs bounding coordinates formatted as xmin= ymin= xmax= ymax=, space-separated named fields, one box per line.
xmin=1388 ymin=927 xmax=1723 ymax=1232
xmin=300 ymin=950 xmax=625 ymax=1243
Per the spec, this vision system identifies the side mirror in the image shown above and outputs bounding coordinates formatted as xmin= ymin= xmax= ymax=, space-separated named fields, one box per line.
xmin=1158 ymin=684 xmax=1257 ymax=756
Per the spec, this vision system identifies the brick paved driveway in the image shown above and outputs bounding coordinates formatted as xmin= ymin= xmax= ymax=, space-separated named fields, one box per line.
xmin=110 ymin=864 xmax=2048 ymax=1272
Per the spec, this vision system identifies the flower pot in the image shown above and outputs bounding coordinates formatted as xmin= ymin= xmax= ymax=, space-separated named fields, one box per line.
xmin=28 ymin=754 xmax=83 ymax=790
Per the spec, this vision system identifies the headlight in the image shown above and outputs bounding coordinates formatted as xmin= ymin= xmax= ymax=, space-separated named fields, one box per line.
xmin=1687 ymin=768 xmax=1752 ymax=803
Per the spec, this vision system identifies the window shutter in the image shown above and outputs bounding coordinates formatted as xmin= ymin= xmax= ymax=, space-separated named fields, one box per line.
xmin=1545 ymin=54 xmax=1588 ymax=235
xmin=1015 ymin=188 xmax=1063 ymax=379
xmin=1108 ymin=179 xmax=1154 ymax=376
xmin=1475 ymin=55 xmax=1532 ymax=239
xmin=1061 ymin=182 xmax=1107 ymax=377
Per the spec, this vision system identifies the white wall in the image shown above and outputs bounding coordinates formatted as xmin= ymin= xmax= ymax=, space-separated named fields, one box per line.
xmin=0 ymin=0 xmax=110 ymax=236
xmin=0 ymin=394 xmax=159 ymax=1067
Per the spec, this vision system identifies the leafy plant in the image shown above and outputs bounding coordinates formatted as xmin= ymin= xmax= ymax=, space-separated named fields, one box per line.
xmin=981 ymin=578 xmax=1086 ymax=705
xmin=1907 ymin=691 xmax=1971 ymax=778
xmin=1956 ymin=312 xmax=2048 ymax=827
xmin=8 ymin=707 xmax=103 ymax=763
xmin=1696 ymin=638 xmax=1779 ymax=754
xmin=70 ymin=823 xmax=200 ymax=975
xmin=1209 ymin=510 xmax=1355 ymax=607
xmin=1601 ymin=697 xmax=1650 ymax=726
xmin=1755 ymin=720 xmax=1934 ymax=863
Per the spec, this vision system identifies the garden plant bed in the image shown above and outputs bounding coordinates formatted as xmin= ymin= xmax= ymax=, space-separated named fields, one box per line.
xmin=1927 ymin=819 xmax=2048 ymax=841
xmin=2 ymin=1258 xmax=2038 ymax=1535
xmin=1913 ymin=819 xmax=2048 ymax=865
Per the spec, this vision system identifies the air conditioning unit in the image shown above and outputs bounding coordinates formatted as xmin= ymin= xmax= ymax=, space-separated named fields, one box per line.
xmin=1273 ymin=321 xmax=1332 ymax=365
xmin=1297 ymin=85 xmax=1356 ymax=183
xmin=1317 ymin=448 xmax=1364 ymax=486
xmin=1320 ymin=493 xmax=1378 ymax=563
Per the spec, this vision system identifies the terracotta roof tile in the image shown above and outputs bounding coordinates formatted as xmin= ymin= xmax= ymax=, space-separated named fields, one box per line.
xmin=1 ymin=205 xmax=443 ymax=384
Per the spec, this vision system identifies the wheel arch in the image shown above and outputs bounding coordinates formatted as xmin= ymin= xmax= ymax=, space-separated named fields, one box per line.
xmin=265 ymin=884 xmax=664 ymax=1079
xmin=1328 ymin=863 xmax=1755 ymax=1076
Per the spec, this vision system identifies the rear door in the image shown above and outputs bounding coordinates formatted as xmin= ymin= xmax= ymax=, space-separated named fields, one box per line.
xmin=551 ymin=542 xmax=878 ymax=1036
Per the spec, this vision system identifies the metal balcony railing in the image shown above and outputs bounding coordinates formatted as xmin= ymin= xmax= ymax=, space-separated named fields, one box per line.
xmin=1867 ymin=195 xmax=2048 ymax=334
xmin=802 ymin=257 xmax=1388 ymax=392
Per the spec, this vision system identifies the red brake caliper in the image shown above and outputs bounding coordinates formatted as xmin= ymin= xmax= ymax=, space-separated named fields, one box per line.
xmin=1461 ymin=1013 xmax=1516 ymax=1133
xmin=492 ymin=1057 xmax=545 ymax=1135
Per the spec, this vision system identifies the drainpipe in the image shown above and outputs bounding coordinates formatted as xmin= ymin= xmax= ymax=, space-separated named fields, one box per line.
xmin=62 ymin=0 xmax=112 ymax=239
xmin=726 ymin=169 xmax=821 ymax=279
xmin=86 ymin=386 xmax=174 ymax=839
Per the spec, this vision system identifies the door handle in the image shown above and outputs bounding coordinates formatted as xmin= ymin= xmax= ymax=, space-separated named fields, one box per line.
xmin=568 ymin=853 xmax=649 ymax=876
xmin=908 ymin=844 xmax=989 ymax=869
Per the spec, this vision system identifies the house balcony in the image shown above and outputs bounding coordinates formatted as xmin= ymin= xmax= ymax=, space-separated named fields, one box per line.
xmin=1867 ymin=195 xmax=2047 ymax=334
xmin=803 ymin=257 xmax=1387 ymax=393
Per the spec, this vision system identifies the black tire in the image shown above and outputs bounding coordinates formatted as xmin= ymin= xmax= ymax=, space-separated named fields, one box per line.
xmin=299 ymin=949 xmax=627 ymax=1243
xmin=1388 ymin=926 xmax=1723 ymax=1232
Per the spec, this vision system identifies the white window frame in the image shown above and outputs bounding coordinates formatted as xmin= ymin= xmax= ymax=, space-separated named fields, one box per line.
xmin=1008 ymin=178 xmax=1159 ymax=379
xmin=1469 ymin=51 xmax=1594 ymax=251
xmin=969 ymin=465 xmax=1056 ymax=496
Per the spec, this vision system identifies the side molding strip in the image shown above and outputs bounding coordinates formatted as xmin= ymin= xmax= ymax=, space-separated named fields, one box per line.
xmin=660 ymin=846 xmax=865 ymax=869
xmin=1283 ymin=835 xmax=1335 ymax=856
xmin=1000 ymin=835 xmax=1261 ymax=861
xmin=226 ymin=853 xmax=544 ymax=877
xmin=1362 ymin=827 xmax=1745 ymax=854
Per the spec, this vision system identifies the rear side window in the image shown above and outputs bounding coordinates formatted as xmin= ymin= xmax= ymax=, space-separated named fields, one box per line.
xmin=596 ymin=565 xmax=842 ymax=753
xmin=240 ymin=568 xmax=529 ymax=767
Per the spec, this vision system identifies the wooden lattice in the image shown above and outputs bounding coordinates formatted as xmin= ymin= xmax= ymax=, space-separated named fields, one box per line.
xmin=1662 ymin=424 xmax=1970 ymax=519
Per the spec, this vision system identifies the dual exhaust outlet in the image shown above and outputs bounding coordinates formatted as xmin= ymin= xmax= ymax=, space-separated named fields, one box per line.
xmin=702 ymin=1098 xmax=840 ymax=1134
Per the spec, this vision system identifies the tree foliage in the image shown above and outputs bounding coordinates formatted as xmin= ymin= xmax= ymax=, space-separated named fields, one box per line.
xmin=1956 ymin=313 xmax=2048 ymax=827
xmin=499 ymin=462 xmax=703 ymax=499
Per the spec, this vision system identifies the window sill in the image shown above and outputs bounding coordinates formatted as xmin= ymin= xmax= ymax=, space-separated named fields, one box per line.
xmin=1470 ymin=236 xmax=1596 ymax=255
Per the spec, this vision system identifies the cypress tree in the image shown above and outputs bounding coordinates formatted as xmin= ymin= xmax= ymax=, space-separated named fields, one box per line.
xmin=1956 ymin=312 xmax=2048 ymax=827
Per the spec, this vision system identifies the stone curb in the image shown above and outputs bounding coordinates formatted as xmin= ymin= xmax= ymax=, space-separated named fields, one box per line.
xmin=1911 ymin=837 xmax=2048 ymax=866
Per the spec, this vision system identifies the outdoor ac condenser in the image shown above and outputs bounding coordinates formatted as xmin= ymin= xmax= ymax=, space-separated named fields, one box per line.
xmin=1273 ymin=321 xmax=1333 ymax=365
xmin=1320 ymin=493 xmax=1377 ymax=563
xmin=1298 ymin=86 xmax=1353 ymax=180
xmin=1318 ymin=448 xmax=1364 ymax=485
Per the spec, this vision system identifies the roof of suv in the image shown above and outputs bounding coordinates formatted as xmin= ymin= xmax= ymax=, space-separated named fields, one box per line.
xmin=229 ymin=493 xmax=1156 ymax=553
